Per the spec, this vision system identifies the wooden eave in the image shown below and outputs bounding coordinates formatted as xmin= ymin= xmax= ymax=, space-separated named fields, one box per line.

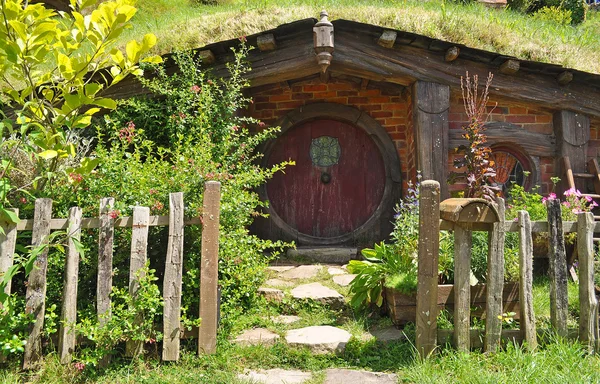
xmin=103 ymin=18 xmax=600 ymax=118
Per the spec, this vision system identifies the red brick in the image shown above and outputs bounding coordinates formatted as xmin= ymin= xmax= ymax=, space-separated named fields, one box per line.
xmin=277 ymin=101 xmax=304 ymax=109
xmin=291 ymin=86 xmax=303 ymax=93
xmin=358 ymin=89 xmax=380 ymax=97
xmin=328 ymin=97 xmax=348 ymax=104
xmin=270 ymin=94 xmax=291 ymax=102
xmin=312 ymin=91 xmax=337 ymax=99
xmin=254 ymin=102 xmax=277 ymax=110
xmin=385 ymin=118 xmax=405 ymax=126
xmin=327 ymin=83 xmax=353 ymax=91
xmin=303 ymin=84 xmax=327 ymax=92
xmin=509 ymin=107 xmax=527 ymax=114
xmin=291 ymin=93 xmax=313 ymax=100
xmin=359 ymin=105 xmax=381 ymax=112
xmin=348 ymin=97 xmax=369 ymax=104
xmin=253 ymin=96 xmax=269 ymax=103
xmin=449 ymin=113 xmax=465 ymax=122
xmin=523 ymin=123 xmax=552 ymax=134
xmin=393 ymin=109 xmax=408 ymax=117
xmin=382 ymin=103 xmax=407 ymax=111
xmin=369 ymin=96 xmax=391 ymax=103
xmin=536 ymin=114 xmax=552 ymax=123
xmin=505 ymin=114 xmax=535 ymax=124
xmin=389 ymin=132 xmax=406 ymax=140
xmin=337 ymin=90 xmax=358 ymax=97
xmin=371 ymin=111 xmax=393 ymax=118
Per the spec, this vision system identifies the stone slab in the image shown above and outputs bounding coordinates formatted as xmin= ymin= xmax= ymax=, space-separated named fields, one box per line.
xmin=279 ymin=265 xmax=322 ymax=280
xmin=286 ymin=248 xmax=358 ymax=263
xmin=238 ymin=369 xmax=312 ymax=384
xmin=258 ymin=287 xmax=284 ymax=302
xmin=267 ymin=266 xmax=295 ymax=273
xmin=273 ymin=315 xmax=301 ymax=325
xmin=332 ymin=274 xmax=356 ymax=287
xmin=291 ymin=283 xmax=344 ymax=308
xmin=370 ymin=326 xmax=406 ymax=343
xmin=233 ymin=328 xmax=280 ymax=346
xmin=324 ymin=369 xmax=398 ymax=384
xmin=285 ymin=326 xmax=351 ymax=354
xmin=327 ymin=267 xmax=347 ymax=276
xmin=265 ymin=278 xmax=295 ymax=288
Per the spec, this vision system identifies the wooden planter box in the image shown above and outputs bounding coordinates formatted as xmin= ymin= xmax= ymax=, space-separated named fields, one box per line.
xmin=385 ymin=282 xmax=520 ymax=326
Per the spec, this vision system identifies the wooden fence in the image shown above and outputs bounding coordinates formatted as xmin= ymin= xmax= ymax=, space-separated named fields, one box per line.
xmin=416 ymin=180 xmax=600 ymax=357
xmin=0 ymin=181 xmax=221 ymax=368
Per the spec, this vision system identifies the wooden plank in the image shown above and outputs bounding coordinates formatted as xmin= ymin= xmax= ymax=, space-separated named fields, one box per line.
xmin=97 ymin=198 xmax=114 ymax=367
xmin=16 ymin=215 xmax=201 ymax=231
xmin=518 ymin=210 xmax=537 ymax=350
xmin=413 ymin=81 xmax=450 ymax=199
xmin=577 ymin=212 xmax=598 ymax=348
xmin=440 ymin=198 xmax=499 ymax=223
xmin=587 ymin=158 xmax=600 ymax=195
xmin=0 ymin=208 xmax=18 ymax=295
xmin=485 ymin=197 xmax=505 ymax=353
xmin=453 ymin=225 xmax=472 ymax=352
xmin=162 ymin=193 xmax=185 ymax=361
xmin=58 ymin=207 xmax=82 ymax=364
xmin=198 ymin=182 xmax=221 ymax=355
xmin=555 ymin=111 xmax=590 ymax=194
xmin=23 ymin=199 xmax=52 ymax=369
xmin=562 ymin=156 xmax=576 ymax=191
xmin=126 ymin=206 xmax=150 ymax=358
xmin=416 ymin=180 xmax=440 ymax=358
xmin=547 ymin=198 xmax=569 ymax=338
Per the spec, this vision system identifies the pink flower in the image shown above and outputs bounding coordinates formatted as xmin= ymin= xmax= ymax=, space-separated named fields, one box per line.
xmin=585 ymin=195 xmax=593 ymax=202
xmin=563 ymin=201 xmax=571 ymax=207
xmin=239 ymin=35 xmax=247 ymax=42
xmin=258 ymin=121 xmax=266 ymax=128
xmin=73 ymin=362 xmax=85 ymax=372
xmin=190 ymin=85 xmax=201 ymax=93
xmin=108 ymin=210 xmax=120 ymax=219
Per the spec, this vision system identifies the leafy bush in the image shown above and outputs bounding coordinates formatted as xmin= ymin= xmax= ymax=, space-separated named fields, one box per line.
xmin=509 ymin=0 xmax=587 ymax=23
xmin=533 ymin=5 xmax=573 ymax=24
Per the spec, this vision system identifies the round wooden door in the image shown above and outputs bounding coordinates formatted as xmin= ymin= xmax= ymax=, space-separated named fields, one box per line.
xmin=266 ymin=119 xmax=386 ymax=239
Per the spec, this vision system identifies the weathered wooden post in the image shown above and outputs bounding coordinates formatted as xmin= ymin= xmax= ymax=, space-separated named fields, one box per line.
xmin=416 ymin=180 xmax=440 ymax=358
xmin=546 ymin=198 xmax=568 ymax=338
xmin=199 ymin=181 xmax=221 ymax=355
xmin=23 ymin=198 xmax=52 ymax=369
xmin=518 ymin=210 xmax=537 ymax=350
xmin=58 ymin=207 xmax=82 ymax=364
xmin=163 ymin=193 xmax=185 ymax=361
xmin=485 ymin=197 xmax=505 ymax=353
xmin=577 ymin=212 xmax=598 ymax=349
xmin=453 ymin=225 xmax=472 ymax=352
xmin=97 ymin=197 xmax=115 ymax=367
xmin=0 ymin=208 xmax=18 ymax=296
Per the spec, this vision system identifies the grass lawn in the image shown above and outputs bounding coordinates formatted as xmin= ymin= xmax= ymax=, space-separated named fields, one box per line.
xmin=122 ymin=0 xmax=600 ymax=74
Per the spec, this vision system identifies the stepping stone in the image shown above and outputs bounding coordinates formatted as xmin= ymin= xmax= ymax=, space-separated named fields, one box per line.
xmin=258 ymin=287 xmax=284 ymax=302
xmin=327 ymin=267 xmax=347 ymax=276
xmin=279 ymin=265 xmax=322 ymax=280
xmin=238 ymin=369 xmax=312 ymax=384
xmin=287 ymin=247 xmax=357 ymax=263
xmin=233 ymin=328 xmax=280 ymax=346
xmin=267 ymin=266 xmax=295 ymax=273
xmin=273 ymin=315 xmax=301 ymax=324
xmin=264 ymin=278 xmax=295 ymax=288
xmin=291 ymin=283 xmax=344 ymax=308
xmin=324 ymin=369 xmax=397 ymax=383
xmin=285 ymin=326 xmax=351 ymax=354
xmin=369 ymin=326 xmax=405 ymax=343
xmin=333 ymin=274 xmax=356 ymax=287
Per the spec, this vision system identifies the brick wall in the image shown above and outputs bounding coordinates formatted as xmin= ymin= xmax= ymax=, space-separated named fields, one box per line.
xmin=250 ymin=78 xmax=412 ymax=191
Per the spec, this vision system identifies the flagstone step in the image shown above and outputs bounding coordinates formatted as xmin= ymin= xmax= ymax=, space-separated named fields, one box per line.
xmin=238 ymin=369 xmax=312 ymax=384
xmin=332 ymin=274 xmax=357 ymax=287
xmin=285 ymin=325 xmax=351 ymax=354
xmin=233 ymin=328 xmax=280 ymax=346
xmin=286 ymin=247 xmax=358 ymax=263
xmin=291 ymin=282 xmax=345 ymax=308
xmin=238 ymin=368 xmax=398 ymax=384
xmin=258 ymin=287 xmax=284 ymax=302
xmin=279 ymin=265 xmax=322 ymax=280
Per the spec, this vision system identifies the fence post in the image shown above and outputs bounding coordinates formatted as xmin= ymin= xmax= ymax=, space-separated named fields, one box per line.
xmin=58 ymin=207 xmax=82 ymax=364
xmin=23 ymin=198 xmax=52 ymax=369
xmin=518 ymin=210 xmax=537 ymax=350
xmin=416 ymin=180 xmax=440 ymax=358
xmin=97 ymin=197 xmax=115 ymax=367
xmin=547 ymin=198 xmax=568 ymax=338
xmin=577 ymin=212 xmax=598 ymax=349
xmin=0 ymin=208 xmax=18 ymax=296
xmin=453 ymin=225 xmax=472 ymax=352
xmin=126 ymin=206 xmax=150 ymax=358
xmin=485 ymin=197 xmax=505 ymax=353
xmin=163 ymin=192 xmax=185 ymax=361
xmin=199 ymin=181 xmax=221 ymax=355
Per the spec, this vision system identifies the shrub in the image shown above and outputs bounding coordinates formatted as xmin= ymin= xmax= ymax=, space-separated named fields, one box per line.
xmin=533 ymin=5 xmax=573 ymax=24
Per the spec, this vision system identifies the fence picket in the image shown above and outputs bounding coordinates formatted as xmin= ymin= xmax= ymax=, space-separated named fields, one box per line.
xmin=97 ymin=198 xmax=115 ymax=367
xmin=126 ymin=206 xmax=150 ymax=357
xmin=59 ymin=207 xmax=82 ymax=364
xmin=0 ymin=208 xmax=18 ymax=295
xmin=162 ymin=193 xmax=185 ymax=361
xmin=199 ymin=182 xmax=221 ymax=355
xmin=453 ymin=225 xmax=472 ymax=352
xmin=547 ymin=198 xmax=568 ymax=337
xmin=577 ymin=212 xmax=598 ymax=349
xmin=484 ymin=197 xmax=505 ymax=353
xmin=518 ymin=210 xmax=537 ymax=350
xmin=416 ymin=180 xmax=440 ymax=358
xmin=23 ymin=199 xmax=52 ymax=369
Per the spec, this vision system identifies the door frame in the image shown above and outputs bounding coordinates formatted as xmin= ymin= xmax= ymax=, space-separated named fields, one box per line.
xmin=259 ymin=102 xmax=402 ymax=246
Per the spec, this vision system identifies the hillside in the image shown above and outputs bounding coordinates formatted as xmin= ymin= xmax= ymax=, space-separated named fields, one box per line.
xmin=120 ymin=0 xmax=600 ymax=74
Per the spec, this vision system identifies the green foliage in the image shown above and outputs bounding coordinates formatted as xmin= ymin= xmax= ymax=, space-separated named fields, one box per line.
xmin=505 ymin=183 xmax=547 ymax=221
xmin=533 ymin=5 xmax=573 ymax=24
xmin=509 ymin=0 xmax=587 ymax=23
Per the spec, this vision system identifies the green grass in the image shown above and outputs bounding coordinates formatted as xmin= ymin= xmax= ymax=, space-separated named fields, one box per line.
xmin=121 ymin=0 xmax=600 ymax=74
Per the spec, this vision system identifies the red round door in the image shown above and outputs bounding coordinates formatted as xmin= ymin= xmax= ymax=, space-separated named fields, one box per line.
xmin=266 ymin=119 xmax=386 ymax=238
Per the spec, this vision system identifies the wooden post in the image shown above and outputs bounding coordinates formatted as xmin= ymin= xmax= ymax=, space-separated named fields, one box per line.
xmin=412 ymin=81 xmax=450 ymax=200
xmin=162 ymin=193 xmax=185 ymax=361
xmin=416 ymin=180 xmax=440 ymax=358
xmin=554 ymin=110 xmax=590 ymax=193
xmin=0 ymin=208 xmax=18 ymax=295
xmin=58 ymin=207 xmax=82 ymax=364
xmin=577 ymin=212 xmax=598 ymax=348
xmin=199 ymin=182 xmax=221 ymax=355
xmin=23 ymin=198 xmax=52 ymax=369
xmin=97 ymin=198 xmax=115 ymax=324
xmin=485 ymin=197 xmax=505 ymax=353
xmin=453 ymin=225 xmax=472 ymax=352
xmin=547 ymin=198 xmax=568 ymax=338
xmin=126 ymin=206 xmax=150 ymax=358
xmin=518 ymin=210 xmax=537 ymax=350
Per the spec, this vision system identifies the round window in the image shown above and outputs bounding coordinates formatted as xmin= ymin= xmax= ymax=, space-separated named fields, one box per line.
xmin=491 ymin=144 xmax=533 ymax=195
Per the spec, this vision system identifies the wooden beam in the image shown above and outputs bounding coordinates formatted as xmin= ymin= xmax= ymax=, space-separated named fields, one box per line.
xmin=554 ymin=111 xmax=590 ymax=193
xmin=377 ymin=30 xmax=397 ymax=49
xmin=257 ymin=33 xmax=277 ymax=51
xmin=198 ymin=50 xmax=216 ymax=65
xmin=445 ymin=46 xmax=460 ymax=62
xmin=499 ymin=59 xmax=520 ymax=75
xmin=557 ymin=71 xmax=573 ymax=86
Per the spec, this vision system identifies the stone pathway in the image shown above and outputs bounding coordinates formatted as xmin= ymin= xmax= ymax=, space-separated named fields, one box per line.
xmin=234 ymin=261 xmax=401 ymax=384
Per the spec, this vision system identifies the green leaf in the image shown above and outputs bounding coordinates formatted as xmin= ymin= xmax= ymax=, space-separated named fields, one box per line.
xmin=0 ymin=208 xmax=20 ymax=225
xmin=71 ymin=237 xmax=85 ymax=259
xmin=141 ymin=55 xmax=163 ymax=64
xmin=93 ymin=98 xmax=117 ymax=110
xmin=38 ymin=150 xmax=58 ymax=159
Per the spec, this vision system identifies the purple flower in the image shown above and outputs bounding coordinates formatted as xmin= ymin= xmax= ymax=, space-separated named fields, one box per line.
xmin=585 ymin=195 xmax=593 ymax=202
